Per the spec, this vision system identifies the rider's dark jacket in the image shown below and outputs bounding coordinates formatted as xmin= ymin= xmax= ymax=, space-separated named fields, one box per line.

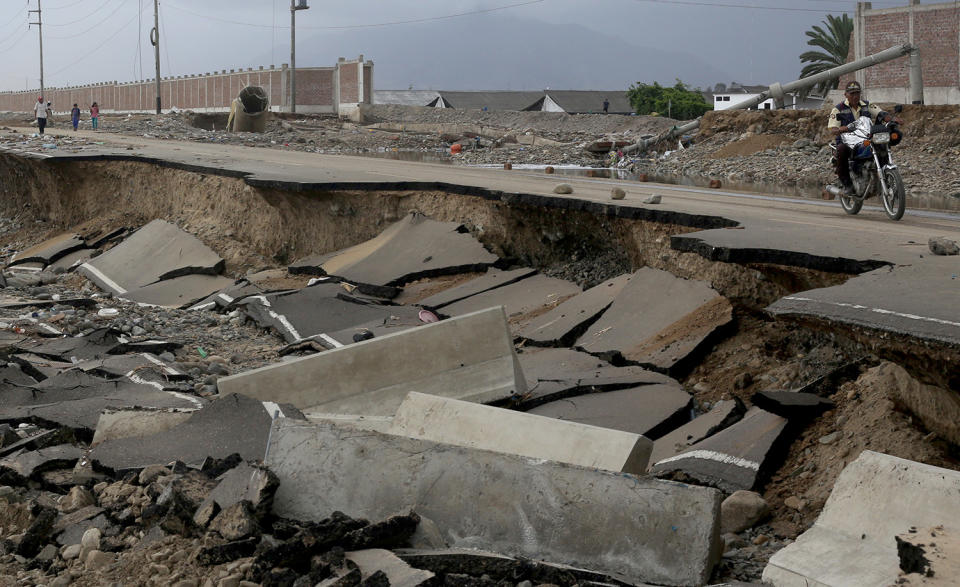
xmin=828 ymin=98 xmax=884 ymax=145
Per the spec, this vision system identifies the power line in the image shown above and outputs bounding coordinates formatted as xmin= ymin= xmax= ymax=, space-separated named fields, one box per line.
xmin=160 ymin=1 xmax=171 ymax=76
xmin=48 ymin=2 xmax=144 ymax=79
xmin=45 ymin=0 xmax=116 ymax=27
xmin=47 ymin=0 xmax=127 ymax=39
xmin=0 ymin=1 xmax=29 ymax=30
xmin=0 ymin=25 xmax=31 ymax=56
xmin=45 ymin=0 xmax=90 ymax=10
xmin=164 ymin=0 xmax=546 ymax=30
xmin=631 ymin=0 xmax=846 ymax=12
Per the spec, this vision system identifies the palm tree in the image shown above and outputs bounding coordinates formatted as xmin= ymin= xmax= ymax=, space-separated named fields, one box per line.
xmin=799 ymin=14 xmax=854 ymax=97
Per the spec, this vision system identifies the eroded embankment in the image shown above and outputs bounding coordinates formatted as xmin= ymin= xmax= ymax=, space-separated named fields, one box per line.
xmin=0 ymin=154 xmax=844 ymax=311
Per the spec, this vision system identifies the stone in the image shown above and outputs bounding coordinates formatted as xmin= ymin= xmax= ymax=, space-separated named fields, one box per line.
xmin=61 ymin=543 xmax=82 ymax=560
xmin=610 ymin=187 xmax=625 ymax=200
xmin=80 ymin=527 xmax=102 ymax=557
xmin=709 ymin=179 xmax=722 ymax=188
xmin=553 ymin=183 xmax=573 ymax=194
xmin=643 ymin=194 xmax=662 ymax=204
xmin=208 ymin=502 xmax=260 ymax=541
xmin=58 ymin=486 xmax=95 ymax=514
xmin=720 ymin=490 xmax=770 ymax=534
xmin=84 ymin=549 xmax=115 ymax=570
xmin=928 ymin=236 xmax=959 ymax=256
xmin=818 ymin=431 xmax=839 ymax=445
xmin=784 ymin=496 xmax=806 ymax=511
xmin=139 ymin=465 xmax=170 ymax=486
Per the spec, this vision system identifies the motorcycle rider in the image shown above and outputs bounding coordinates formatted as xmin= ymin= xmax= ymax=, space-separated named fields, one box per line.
xmin=828 ymin=81 xmax=897 ymax=195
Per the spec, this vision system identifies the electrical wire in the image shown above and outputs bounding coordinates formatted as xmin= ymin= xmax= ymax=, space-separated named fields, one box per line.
xmin=45 ymin=0 xmax=117 ymax=27
xmin=48 ymin=2 xmax=145 ymax=79
xmin=45 ymin=0 xmax=90 ymax=10
xmin=0 ymin=14 xmax=28 ymax=38
xmin=0 ymin=25 xmax=31 ymax=56
xmin=47 ymin=0 xmax=127 ymax=39
xmin=135 ymin=0 xmax=143 ymax=81
xmin=0 ymin=1 xmax=29 ymax=30
xmin=630 ymin=0 xmax=840 ymax=12
xmin=160 ymin=2 xmax=171 ymax=77
xmin=164 ymin=0 xmax=546 ymax=30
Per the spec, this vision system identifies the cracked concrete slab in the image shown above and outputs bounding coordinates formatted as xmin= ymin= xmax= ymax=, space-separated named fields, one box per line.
xmin=436 ymin=274 xmax=581 ymax=328
xmin=46 ymin=248 xmax=94 ymax=274
xmin=346 ymin=549 xmax=435 ymax=587
xmin=9 ymin=353 xmax=74 ymax=380
xmin=187 ymin=280 xmax=264 ymax=311
xmin=526 ymin=384 xmax=692 ymax=439
xmin=218 ymin=307 xmax=526 ymax=416
xmin=121 ymin=274 xmax=236 ymax=308
xmin=650 ymin=407 xmax=790 ymax=492
xmin=576 ymin=267 xmax=732 ymax=373
xmin=417 ymin=267 xmax=539 ymax=309
xmin=293 ymin=212 xmax=498 ymax=289
xmin=515 ymin=347 xmax=676 ymax=407
xmin=18 ymin=327 xmax=122 ymax=362
xmin=79 ymin=219 xmax=225 ymax=295
xmin=8 ymin=233 xmax=86 ymax=267
xmin=389 ymin=392 xmax=653 ymax=473
xmin=763 ymin=451 xmax=960 ymax=586
xmin=89 ymin=393 xmax=305 ymax=471
xmin=73 ymin=353 xmax=188 ymax=386
xmin=237 ymin=283 xmax=421 ymax=344
xmin=517 ymin=273 xmax=632 ymax=346
xmin=648 ymin=399 xmax=745 ymax=469
xmin=91 ymin=408 xmax=194 ymax=446
xmin=267 ymin=418 xmax=722 ymax=586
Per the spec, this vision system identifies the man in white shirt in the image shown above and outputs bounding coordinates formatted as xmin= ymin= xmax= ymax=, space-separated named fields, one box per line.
xmin=34 ymin=96 xmax=47 ymax=135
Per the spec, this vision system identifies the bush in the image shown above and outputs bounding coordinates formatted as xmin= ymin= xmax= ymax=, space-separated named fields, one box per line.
xmin=627 ymin=80 xmax=712 ymax=120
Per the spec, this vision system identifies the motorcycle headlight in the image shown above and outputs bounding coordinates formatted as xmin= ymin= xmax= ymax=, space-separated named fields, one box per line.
xmin=872 ymin=132 xmax=890 ymax=144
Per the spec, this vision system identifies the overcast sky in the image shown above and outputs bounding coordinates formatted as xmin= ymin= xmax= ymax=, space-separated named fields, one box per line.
xmin=0 ymin=0 xmax=912 ymax=93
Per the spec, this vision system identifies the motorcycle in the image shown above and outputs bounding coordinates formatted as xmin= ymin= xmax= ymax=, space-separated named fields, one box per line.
xmin=824 ymin=106 xmax=906 ymax=220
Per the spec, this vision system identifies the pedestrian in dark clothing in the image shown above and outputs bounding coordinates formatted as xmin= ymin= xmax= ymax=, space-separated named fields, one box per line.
xmin=71 ymin=104 xmax=81 ymax=131
xmin=603 ymin=98 xmax=609 ymax=114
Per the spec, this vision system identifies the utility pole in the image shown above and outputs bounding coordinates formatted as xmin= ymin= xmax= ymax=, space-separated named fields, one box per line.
xmin=28 ymin=0 xmax=43 ymax=99
xmin=290 ymin=0 xmax=309 ymax=113
xmin=151 ymin=0 xmax=161 ymax=114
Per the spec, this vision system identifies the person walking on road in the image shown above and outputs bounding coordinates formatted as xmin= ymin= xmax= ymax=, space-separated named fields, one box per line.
xmin=46 ymin=102 xmax=53 ymax=126
xmin=71 ymin=103 xmax=81 ymax=131
xmin=602 ymin=98 xmax=609 ymax=114
xmin=34 ymin=96 xmax=47 ymax=135
xmin=90 ymin=102 xmax=99 ymax=130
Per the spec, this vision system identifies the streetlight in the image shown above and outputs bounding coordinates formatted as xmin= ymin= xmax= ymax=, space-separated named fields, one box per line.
xmin=290 ymin=0 xmax=309 ymax=114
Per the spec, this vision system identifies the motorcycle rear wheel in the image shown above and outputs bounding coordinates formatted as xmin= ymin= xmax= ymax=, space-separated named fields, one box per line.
xmin=839 ymin=190 xmax=863 ymax=215
xmin=882 ymin=168 xmax=906 ymax=221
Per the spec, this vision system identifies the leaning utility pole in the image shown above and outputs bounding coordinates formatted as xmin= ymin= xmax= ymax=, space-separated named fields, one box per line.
xmin=290 ymin=0 xmax=310 ymax=113
xmin=623 ymin=43 xmax=922 ymax=155
xmin=28 ymin=0 xmax=43 ymax=99
xmin=151 ymin=0 xmax=161 ymax=114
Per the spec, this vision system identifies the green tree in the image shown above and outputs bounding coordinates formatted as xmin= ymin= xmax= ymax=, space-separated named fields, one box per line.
xmin=626 ymin=79 xmax=712 ymax=120
xmin=799 ymin=14 xmax=854 ymax=96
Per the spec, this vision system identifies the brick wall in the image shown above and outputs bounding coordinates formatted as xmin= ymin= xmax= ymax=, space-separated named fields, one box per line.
xmin=841 ymin=2 xmax=960 ymax=104
xmin=339 ymin=63 xmax=359 ymax=104
xmin=0 ymin=57 xmax=372 ymax=114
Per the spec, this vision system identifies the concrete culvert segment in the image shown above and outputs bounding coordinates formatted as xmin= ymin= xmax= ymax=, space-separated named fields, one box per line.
xmin=0 ymin=105 xmax=958 ymax=584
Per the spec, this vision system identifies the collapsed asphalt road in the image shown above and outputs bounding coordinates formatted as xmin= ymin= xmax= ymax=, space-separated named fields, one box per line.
xmin=0 ymin=124 xmax=959 ymax=586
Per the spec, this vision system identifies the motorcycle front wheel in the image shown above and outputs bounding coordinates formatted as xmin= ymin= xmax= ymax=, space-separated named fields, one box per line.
xmin=882 ymin=168 xmax=906 ymax=221
xmin=839 ymin=191 xmax=863 ymax=215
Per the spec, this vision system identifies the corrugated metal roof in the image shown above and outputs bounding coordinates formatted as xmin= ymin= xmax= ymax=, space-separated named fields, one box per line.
xmin=373 ymin=90 xmax=442 ymax=106
xmin=542 ymin=91 xmax=633 ymax=114
xmin=435 ymin=91 xmax=543 ymax=111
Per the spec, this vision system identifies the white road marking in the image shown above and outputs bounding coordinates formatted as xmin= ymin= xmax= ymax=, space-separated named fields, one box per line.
xmin=79 ymin=263 xmax=127 ymax=294
xmin=655 ymin=450 xmax=760 ymax=471
xmin=783 ymin=296 xmax=960 ymax=328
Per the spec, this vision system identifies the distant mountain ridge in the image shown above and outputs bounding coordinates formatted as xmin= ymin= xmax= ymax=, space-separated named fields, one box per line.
xmin=291 ymin=13 xmax=729 ymax=91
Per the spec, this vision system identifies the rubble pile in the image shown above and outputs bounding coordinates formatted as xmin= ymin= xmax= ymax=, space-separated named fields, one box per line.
xmin=0 ymin=174 xmax=956 ymax=585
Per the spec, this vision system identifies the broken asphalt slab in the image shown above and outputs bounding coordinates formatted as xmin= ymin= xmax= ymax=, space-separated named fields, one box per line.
xmin=515 ymin=347 xmax=677 ymax=407
xmin=767 ymin=260 xmax=960 ymax=389
xmin=650 ymin=407 xmax=790 ymax=492
xmin=517 ymin=273 xmax=632 ymax=346
xmin=266 ymin=418 xmax=722 ymax=586
xmin=217 ymin=307 xmax=526 ymax=416
xmin=575 ymin=267 xmax=732 ymax=374
xmin=89 ymin=393 xmax=305 ymax=472
xmin=0 ymin=444 xmax=83 ymax=483
xmin=526 ymin=384 xmax=692 ymax=439
xmin=648 ymin=399 xmax=746 ymax=469
xmin=237 ymin=283 xmax=421 ymax=344
xmin=292 ymin=212 xmax=498 ymax=289
xmin=8 ymin=233 xmax=86 ymax=268
xmin=389 ymin=392 xmax=653 ymax=473
xmin=120 ymin=274 xmax=236 ymax=308
xmin=79 ymin=219 xmax=225 ymax=296
xmin=0 ymin=370 xmax=204 ymax=434
xmin=750 ymin=390 xmax=835 ymax=420
xmin=762 ymin=451 xmax=960 ymax=586
xmin=416 ymin=267 xmax=538 ymax=309
xmin=434 ymin=274 xmax=581 ymax=328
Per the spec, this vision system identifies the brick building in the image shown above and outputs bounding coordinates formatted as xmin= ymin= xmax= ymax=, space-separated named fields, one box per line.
xmin=0 ymin=56 xmax=373 ymax=116
xmin=842 ymin=1 xmax=960 ymax=104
